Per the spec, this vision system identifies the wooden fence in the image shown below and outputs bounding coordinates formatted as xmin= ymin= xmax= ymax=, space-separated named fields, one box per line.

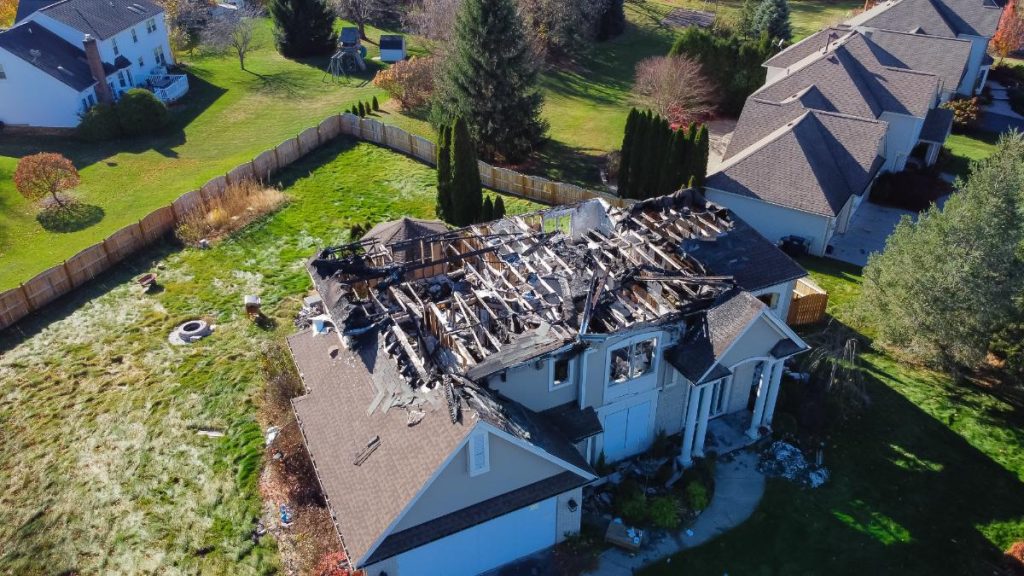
xmin=0 ymin=114 xmax=624 ymax=332
xmin=787 ymin=277 xmax=829 ymax=326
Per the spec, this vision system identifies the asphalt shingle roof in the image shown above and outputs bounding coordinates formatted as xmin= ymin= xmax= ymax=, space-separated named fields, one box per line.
xmin=851 ymin=0 xmax=1004 ymax=38
xmin=361 ymin=217 xmax=449 ymax=246
xmin=860 ymin=28 xmax=971 ymax=94
xmin=709 ymin=110 xmax=887 ymax=217
xmin=764 ymin=26 xmax=850 ymax=70
xmin=0 ymin=21 xmax=97 ymax=90
xmin=38 ymin=0 xmax=162 ymax=40
xmin=755 ymin=34 xmax=939 ymax=120
xmin=682 ymin=216 xmax=807 ymax=292
xmin=920 ymin=106 xmax=955 ymax=141
xmin=666 ymin=290 xmax=766 ymax=383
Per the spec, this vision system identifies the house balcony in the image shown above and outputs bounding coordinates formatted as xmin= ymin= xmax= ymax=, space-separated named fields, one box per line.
xmin=146 ymin=73 xmax=189 ymax=103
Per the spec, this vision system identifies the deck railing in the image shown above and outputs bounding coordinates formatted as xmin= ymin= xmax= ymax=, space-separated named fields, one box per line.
xmin=148 ymin=74 xmax=189 ymax=103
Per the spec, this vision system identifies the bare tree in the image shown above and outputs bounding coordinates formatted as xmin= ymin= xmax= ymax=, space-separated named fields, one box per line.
xmin=331 ymin=0 xmax=399 ymax=40
xmin=631 ymin=55 xmax=715 ymax=126
xmin=406 ymin=0 xmax=459 ymax=44
xmin=202 ymin=8 xmax=262 ymax=70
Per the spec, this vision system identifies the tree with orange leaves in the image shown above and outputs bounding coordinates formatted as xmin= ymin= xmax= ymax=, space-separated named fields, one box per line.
xmin=0 ymin=0 xmax=16 ymax=27
xmin=13 ymin=153 xmax=81 ymax=210
xmin=992 ymin=0 xmax=1024 ymax=63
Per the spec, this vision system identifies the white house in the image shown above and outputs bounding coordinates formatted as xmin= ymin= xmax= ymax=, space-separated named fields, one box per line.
xmin=290 ymin=194 xmax=809 ymax=576
xmin=0 ymin=0 xmax=186 ymax=128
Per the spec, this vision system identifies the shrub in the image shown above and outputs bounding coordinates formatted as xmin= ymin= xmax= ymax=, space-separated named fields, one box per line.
xmin=358 ymin=102 xmax=366 ymax=116
xmin=78 ymin=103 xmax=122 ymax=141
xmin=175 ymin=179 xmax=287 ymax=244
xmin=869 ymin=169 xmax=952 ymax=212
xmin=670 ymin=27 xmax=772 ymax=116
xmin=372 ymin=96 xmax=380 ymax=111
xmin=614 ymin=479 xmax=648 ymax=525
xmin=684 ymin=480 xmax=709 ymax=511
xmin=117 ymin=89 xmax=169 ymax=137
xmin=631 ymin=55 xmax=714 ymax=126
xmin=940 ymin=97 xmax=980 ymax=130
xmin=14 ymin=152 xmax=80 ymax=209
xmin=647 ymin=496 xmax=681 ymax=529
xmin=373 ymin=57 xmax=437 ymax=111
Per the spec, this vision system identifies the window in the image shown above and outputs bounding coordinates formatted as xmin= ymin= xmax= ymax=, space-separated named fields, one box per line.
xmin=131 ymin=28 xmax=138 ymax=43
xmin=0 ymin=63 xmax=6 ymax=79
xmin=138 ymin=55 xmax=144 ymax=68
xmin=757 ymin=292 xmax=779 ymax=309
xmin=154 ymin=46 xmax=166 ymax=66
xmin=112 ymin=38 xmax=119 ymax=56
xmin=609 ymin=337 xmax=658 ymax=384
xmin=146 ymin=18 xmax=157 ymax=33
xmin=468 ymin=431 xmax=489 ymax=476
xmin=550 ymin=356 xmax=572 ymax=389
xmin=118 ymin=70 xmax=127 ymax=88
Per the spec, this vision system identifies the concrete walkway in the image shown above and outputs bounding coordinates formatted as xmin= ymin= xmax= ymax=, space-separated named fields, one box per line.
xmin=587 ymin=450 xmax=765 ymax=576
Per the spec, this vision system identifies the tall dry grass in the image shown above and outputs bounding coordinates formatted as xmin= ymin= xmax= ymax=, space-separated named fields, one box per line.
xmin=176 ymin=179 xmax=287 ymax=245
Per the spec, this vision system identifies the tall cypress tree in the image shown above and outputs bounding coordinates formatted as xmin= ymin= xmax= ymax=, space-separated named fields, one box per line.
xmin=626 ymin=111 xmax=651 ymax=199
xmin=618 ymin=108 xmax=640 ymax=197
xmin=432 ymin=0 xmax=547 ymax=163
xmin=658 ymin=128 xmax=688 ymax=195
xmin=494 ymin=196 xmax=506 ymax=219
xmin=693 ymin=124 xmax=710 ymax=186
xmin=480 ymin=196 xmax=495 ymax=222
xmin=268 ymin=0 xmax=337 ymax=58
xmin=450 ymin=117 xmax=483 ymax=226
xmin=436 ymin=124 xmax=454 ymax=221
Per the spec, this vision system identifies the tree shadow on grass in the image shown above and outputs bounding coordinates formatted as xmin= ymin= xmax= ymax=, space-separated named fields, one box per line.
xmin=35 ymin=203 xmax=105 ymax=233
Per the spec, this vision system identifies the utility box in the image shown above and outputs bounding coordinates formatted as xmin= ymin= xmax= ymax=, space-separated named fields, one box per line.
xmin=379 ymin=35 xmax=407 ymax=63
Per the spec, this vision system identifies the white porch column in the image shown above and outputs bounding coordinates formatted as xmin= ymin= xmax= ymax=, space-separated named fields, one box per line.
xmin=747 ymin=362 xmax=770 ymax=439
xmin=760 ymin=360 xmax=785 ymax=428
xmin=693 ymin=384 xmax=713 ymax=458
xmin=679 ymin=384 xmax=701 ymax=466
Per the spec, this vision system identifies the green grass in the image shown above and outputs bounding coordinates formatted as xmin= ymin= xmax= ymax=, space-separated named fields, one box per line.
xmin=642 ymin=257 xmax=1024 ymax=576
xmin=0 ymin=139 xmax=537 ymax=575
xmin=944 ymin=130 xmax=1000 ymax=181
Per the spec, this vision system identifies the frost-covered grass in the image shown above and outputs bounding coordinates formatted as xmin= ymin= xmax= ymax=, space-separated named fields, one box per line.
xmin=0 ymin=139 xmax=538 ymax=575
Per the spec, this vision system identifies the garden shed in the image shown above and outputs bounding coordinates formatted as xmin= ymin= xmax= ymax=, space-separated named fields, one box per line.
xmin=379 ymin=35 xmax=407 ymax=63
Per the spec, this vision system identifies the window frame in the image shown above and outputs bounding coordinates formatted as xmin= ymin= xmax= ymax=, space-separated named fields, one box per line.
xmin=549 ymin=355 xmax=574 ymax=391
xmin=606 ymin=334 xmax=660 ymax=387
xmin=112 ymin=37 xmax=119 ymax=56
xmin=467 ymin=430 xmax=490 ymax=477
xmin=146 ymin=18 xmax=157 ymax=33
xmin=131 ymin=28 xmax=138 ymax=43
xmin=0 ymin=63 xmax=6 ymax=80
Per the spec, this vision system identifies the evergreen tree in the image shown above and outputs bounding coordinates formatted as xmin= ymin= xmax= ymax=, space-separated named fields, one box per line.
xmin=372 ymin=96 xmax=380 ymax=111
xmin=596 ymin=0 xmax=626 ymax=41
xmin=449 ymin=118 xmax=483 ymax=226
xmin=268 ymin=0 xmax=336 ymax=58
xmin=658 ymin=128 xmax=688 ymax=195
xmin=436 ymin=124 xmax=454 ymax=220
xmin=752 ymin=0 xmax=792 ymax=42
xmin=432 ymin=0 xmax=547 ymax=163
xmin=738 ymin=0 xmax=759 ymax=37
xmin=692 ymin=124 xmax=710 ymax=186
xmin=480 ymin=196 xmax=495 ymax=221
xmin=494 ymin=196 xmax=506 ymax=219
xmin=618 ymin=108 xmax=640 ymax=197
xmin=358 ymin=102 xmax=366 ymax=116
xmin=625 ymin=111 xmax=651 ymax=199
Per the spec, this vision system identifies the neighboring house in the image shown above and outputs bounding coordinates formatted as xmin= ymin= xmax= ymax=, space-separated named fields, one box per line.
xmin=0 ymin=0 xmax=185 ymax=128
xmin=290 ymin=192 xmax=809 ymax=576
xmin=844 ymin=0 xmax=1004 ymax=94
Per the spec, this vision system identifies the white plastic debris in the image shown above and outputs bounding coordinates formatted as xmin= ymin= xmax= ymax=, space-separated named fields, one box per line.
xmin=265 ymin=425 xmax=281 ymax=446
xmin=685 ymin=529 xmax=694 ymax=537
xmin=758 ymin=440 xmax=830 ymax=488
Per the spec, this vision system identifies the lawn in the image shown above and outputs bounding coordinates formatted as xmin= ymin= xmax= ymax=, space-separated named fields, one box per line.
xmin=641 ymin=257 xmax=1024 ymax=576
xmin=945 ymin=130 xmax=1001 ymax=181
xmin=0 ymin=138 xmax=536 ymax=575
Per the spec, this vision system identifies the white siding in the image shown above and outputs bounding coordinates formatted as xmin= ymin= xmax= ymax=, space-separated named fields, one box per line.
xmin=749 ymin=278 xmax=798 ymax=323
xmin=555 ymin=487 xmax=583 ymax=543
xmin=0 ymin=48 xmax=86 ymax=127
xmin=704 ymin=187 xmax=835 ymax=256
xmin=958 ymin=34 xmax=989 ymax=94
xmin=879 ymin=112 xmax=926 ymax=172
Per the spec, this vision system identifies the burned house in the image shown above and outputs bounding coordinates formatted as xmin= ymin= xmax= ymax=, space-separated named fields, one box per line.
xmin=288 ymin=191 xmax=809 ymax=576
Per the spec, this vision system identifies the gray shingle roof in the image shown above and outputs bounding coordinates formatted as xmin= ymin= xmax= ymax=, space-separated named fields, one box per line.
xmin=14 ymin=0 xmax=53 ymax=22
xmin=665 ymin=290 xmax=765 ymax=383
xmin=361 ymin=217 xmax=449 ymax=245
xmin=289 ymin=328 xmax=592 ymax=566
xmin=920 ymin=106 xmax=954 ymax=141
xmin=38 ymin=0 xmax=162 ymax=40
xmin=709 ymin=110 xmax=887 ymax=217
xmin=755 ymin=33 xmax=940 ymax=120
xmin=540 ymin=402 xmax=604 ymax=444
xmin=724 ymin=98 xmax=810 ymax=162
xmin=0 ymin=21 xmax=96 ymax=90
xmin=851 ymin=0 xmax=1004 ymax=38
xmin=682 ymin=215 xmax=807 ymax=292
xmin=860 ymin=28 xmax=971 ymax=94
xmin=764 ymin=26 xmax=851 ymax=70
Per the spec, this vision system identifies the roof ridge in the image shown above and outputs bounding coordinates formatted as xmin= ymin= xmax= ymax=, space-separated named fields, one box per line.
xmin=714 ymin=111 xmax=814 ymax=172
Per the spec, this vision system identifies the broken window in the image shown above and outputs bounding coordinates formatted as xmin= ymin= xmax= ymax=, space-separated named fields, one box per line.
xmin=552 ymin=357 xmax=572 ymax=388
xmin=609 ymin=337 xmax=658 ymax=384
xmin=757 ymin=293 xmax=780 ymax=309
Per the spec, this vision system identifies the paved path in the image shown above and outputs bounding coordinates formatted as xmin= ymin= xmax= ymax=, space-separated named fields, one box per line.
xmin=587 ymin=450 xmax=765 ymax=576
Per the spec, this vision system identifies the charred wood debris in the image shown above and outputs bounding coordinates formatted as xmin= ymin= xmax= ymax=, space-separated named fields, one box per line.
xmin=306 ymin=191 xmax=738 ymax=424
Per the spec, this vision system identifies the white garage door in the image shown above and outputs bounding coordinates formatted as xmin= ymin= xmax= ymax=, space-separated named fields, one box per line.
xmin=602 ymin=401 xmax=653 ymax=462
xmin=396 ymin=497 xmax=557 ymax=576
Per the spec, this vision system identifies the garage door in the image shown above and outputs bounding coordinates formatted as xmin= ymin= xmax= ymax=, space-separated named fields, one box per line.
xmin=396 ymin=497 xmax=557 ymax=576
xmin=602 ymin=401 xmax=653 ymax=462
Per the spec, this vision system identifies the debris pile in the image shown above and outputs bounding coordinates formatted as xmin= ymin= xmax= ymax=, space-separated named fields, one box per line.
xmin=758 ymin=441 xmax=829 ymax=488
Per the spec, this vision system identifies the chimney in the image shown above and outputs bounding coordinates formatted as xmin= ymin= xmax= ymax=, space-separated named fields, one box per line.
xmin=83 ymin=34 xmax=113 ymax=104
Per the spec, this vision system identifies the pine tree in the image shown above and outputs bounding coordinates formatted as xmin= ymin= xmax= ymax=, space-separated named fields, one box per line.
xmin=692 ymin=124 xmax=710 ymax=186
xmin=658 ymin=128 xmax=688 ymax=195
xmin=752 ymin=0 xmax=792 ymax=42
xmin=494 ymin=196 xmax=506 ymax=219
xmin=358 ymin=102 xmax=367 ymax=117
xmin=436 ymin=124 xmax=454 ymax=220
xmin=618 ymin=108 xmax=640 ymax=197
xmin=737 ymin=0 xmax=759 ymax=37
xmin=372 ymin=96 xmax=380 ymax=111
xmin=268 ymin=0 xmax=336 ymax=58
xmin=480 ymin=196 xmax=494 ymax=221
xmin=626 ymin=111 xmax=651 ymax=199
xmin=449 ymin=117 xmax=483 ymax=226
xmin=432 ymin=0 xmax=547 ymax=163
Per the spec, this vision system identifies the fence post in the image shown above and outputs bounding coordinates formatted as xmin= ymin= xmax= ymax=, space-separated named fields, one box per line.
xmin=18 ymin=284 xmax=34 ymax=313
